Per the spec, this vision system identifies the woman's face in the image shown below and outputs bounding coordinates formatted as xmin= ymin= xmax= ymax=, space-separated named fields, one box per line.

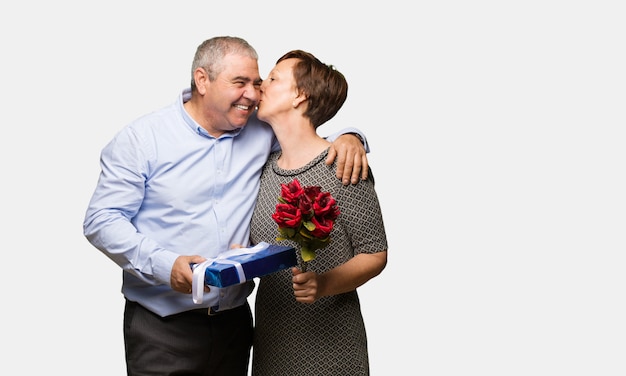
xmin=257 ymin=58 xmax=299 ymax=123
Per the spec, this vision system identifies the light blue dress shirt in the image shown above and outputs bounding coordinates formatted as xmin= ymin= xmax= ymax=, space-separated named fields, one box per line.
xmin=83 ymin=88 xmax=367 ymax=317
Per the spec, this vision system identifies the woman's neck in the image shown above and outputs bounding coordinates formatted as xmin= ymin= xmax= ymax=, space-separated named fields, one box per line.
xmin=273 ymin=120 xmax=330 ymax=170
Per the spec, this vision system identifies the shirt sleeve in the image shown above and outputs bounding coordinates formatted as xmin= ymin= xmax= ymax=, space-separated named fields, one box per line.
xmin=82 ymin=127 xmax=178 ymax=287
xmin=323 ymin=127 xmax=370 ymax=153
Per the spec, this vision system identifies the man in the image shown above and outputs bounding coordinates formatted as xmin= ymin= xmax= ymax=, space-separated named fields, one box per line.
xmin=83 ymin=36 xmax=369 ymax=375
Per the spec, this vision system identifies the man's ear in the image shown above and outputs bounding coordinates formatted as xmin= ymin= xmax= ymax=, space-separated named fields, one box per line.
xmin=194 ymin=67 xmax=210 ymax=95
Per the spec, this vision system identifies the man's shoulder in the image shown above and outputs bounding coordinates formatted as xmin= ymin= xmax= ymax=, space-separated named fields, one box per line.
xmin=125 ymin=103 xmax=179 ymax=130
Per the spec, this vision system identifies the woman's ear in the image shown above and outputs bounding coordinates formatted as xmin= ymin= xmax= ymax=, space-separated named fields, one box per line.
xmin=292 ymin=91 xmax=308 ymax=108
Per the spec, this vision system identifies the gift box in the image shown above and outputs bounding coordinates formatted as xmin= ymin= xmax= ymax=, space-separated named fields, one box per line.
xmin=195 ymin=243 xmax=297 ymax=288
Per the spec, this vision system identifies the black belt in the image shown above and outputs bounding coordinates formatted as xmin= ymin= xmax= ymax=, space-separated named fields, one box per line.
xmin=189 ymin=303 xmax=245 ymax=316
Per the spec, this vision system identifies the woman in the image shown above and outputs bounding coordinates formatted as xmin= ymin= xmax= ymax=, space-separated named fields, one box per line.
xmin=249 ymin=50 xmax=388 ymax=375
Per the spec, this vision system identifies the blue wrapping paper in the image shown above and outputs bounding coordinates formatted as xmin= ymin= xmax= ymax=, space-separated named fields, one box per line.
xmin=202 ymin=244 xmax=297 ymax=288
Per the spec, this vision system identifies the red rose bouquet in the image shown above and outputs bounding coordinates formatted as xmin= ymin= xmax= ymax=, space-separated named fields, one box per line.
xmin=271 ymin=178 xmax=340 ymax=272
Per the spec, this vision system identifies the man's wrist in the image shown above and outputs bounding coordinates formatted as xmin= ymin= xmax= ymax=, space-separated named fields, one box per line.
xmin=349 ymin=132 xmax=365 ymax=145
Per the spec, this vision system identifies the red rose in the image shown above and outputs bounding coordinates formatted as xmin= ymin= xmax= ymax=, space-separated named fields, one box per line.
xmin=271 ymin=203 xmax=302 ymax=228
xmin=279 ymin=179 xmax=305 ymax=204
xmin=310 ymin=216 xmax=334 ymax=238
xmin=297 ymin=192 xmax=314 ymax=218
xmin=304 ymin=185 xmax=322 ymax=200
xmin=313 ymin=192 xmax=340 ymax=220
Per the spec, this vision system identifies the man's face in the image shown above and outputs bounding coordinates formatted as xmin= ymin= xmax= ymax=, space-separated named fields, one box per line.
xmin=202 ymin=53 xmax=262 ymax=136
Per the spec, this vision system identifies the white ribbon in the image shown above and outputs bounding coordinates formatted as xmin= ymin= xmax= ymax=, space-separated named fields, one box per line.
xmin=192 ymin=242 xmax=270 ymax=304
